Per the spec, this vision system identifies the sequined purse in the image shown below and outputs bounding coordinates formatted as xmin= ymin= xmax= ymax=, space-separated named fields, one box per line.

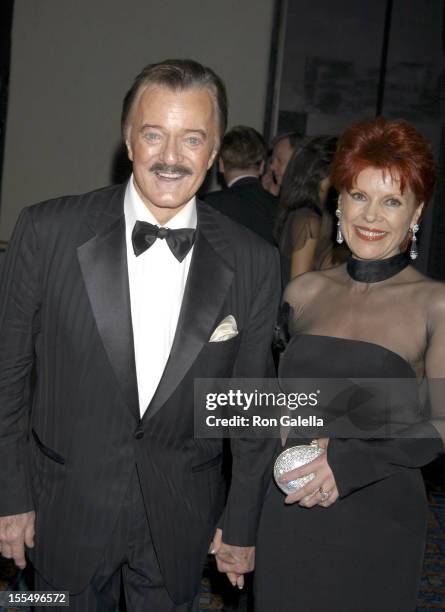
xmin=273 ymin=440 xmax=324 ymax=495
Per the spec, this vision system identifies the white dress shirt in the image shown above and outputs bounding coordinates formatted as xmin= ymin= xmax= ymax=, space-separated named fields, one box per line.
xmin=124 ymin=176 xmax=196 ymax=416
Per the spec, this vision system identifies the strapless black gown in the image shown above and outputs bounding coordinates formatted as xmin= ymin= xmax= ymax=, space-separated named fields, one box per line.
xmin=255 ymin=335 xmax=430 ymax=612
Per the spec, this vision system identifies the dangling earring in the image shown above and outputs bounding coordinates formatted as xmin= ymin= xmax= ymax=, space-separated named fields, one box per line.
xmin=409 ymin=224 xmax=419 ymax=260
xmin=335 ymin=208 xmax=344 ymax=244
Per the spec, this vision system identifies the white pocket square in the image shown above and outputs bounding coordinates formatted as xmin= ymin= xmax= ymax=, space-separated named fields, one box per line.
xmin=209 ymin=315 xmax=238 ymax=342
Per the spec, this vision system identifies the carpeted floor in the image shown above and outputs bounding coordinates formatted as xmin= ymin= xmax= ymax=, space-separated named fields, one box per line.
xmin=416 ymin=490 xmax=445 ymax=610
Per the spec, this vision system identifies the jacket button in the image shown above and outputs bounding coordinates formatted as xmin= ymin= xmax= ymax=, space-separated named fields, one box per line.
xmin=134 ymin=429 xmax=144 ymax=439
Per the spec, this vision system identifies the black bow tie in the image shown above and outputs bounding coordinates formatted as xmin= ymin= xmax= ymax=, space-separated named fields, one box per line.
xmin=131 ymin=220 xmax=196 ymax=262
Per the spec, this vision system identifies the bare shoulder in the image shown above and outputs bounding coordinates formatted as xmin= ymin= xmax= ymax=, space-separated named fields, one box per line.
xmin=283 ymin=265 xmax=342 ymax=307
xmin=404 ymin=266 xmax=445 ymax=320
xmin=421 ymin=275 xmax=445 ymax=320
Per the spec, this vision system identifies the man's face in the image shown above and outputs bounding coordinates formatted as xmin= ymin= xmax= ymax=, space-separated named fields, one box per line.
xmin=270 ymin=137 xmax=294 ymax=187
xmin=126 ymin=85 xmax=219 ymax=222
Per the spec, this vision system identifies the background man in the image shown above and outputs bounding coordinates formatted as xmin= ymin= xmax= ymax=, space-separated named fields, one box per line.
xmin=206 ymin=125 xmax=278 ymax=245
xmin=0 ymin=59 xmax=280 ymax=611
xmin=262 ymin=131 xmax=301 ymax=196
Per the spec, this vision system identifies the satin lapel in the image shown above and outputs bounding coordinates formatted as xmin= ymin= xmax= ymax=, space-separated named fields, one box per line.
xmin=144 ymin=203 xmax=234 ymax=421
xmin=77 ymin=191 xmax=139 ymax=421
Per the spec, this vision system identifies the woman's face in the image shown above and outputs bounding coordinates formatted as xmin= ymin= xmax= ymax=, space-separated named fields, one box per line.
xmin=339 ymin=167 xmax=423 ymax=260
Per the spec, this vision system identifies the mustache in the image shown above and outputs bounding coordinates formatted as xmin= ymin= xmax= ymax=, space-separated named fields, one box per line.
xmin=149 ymin=163 xmax=193 ymax=176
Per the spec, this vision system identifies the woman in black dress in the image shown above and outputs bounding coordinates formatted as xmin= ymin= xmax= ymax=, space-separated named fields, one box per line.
xmin=255 ymin=118 xmax=445 ymax=612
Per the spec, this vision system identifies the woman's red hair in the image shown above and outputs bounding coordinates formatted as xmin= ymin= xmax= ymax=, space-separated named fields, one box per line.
xmin=331 ymin=117 xmax=436 ymax=204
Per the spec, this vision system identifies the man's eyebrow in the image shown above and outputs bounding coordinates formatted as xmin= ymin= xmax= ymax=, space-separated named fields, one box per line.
xmin=140 ymin=123 xmax=162 ymax=132
xmin=139 ymin=124 xmax=208 ymax=139
xmin=184 ymin=128 xmax=208 ymax=139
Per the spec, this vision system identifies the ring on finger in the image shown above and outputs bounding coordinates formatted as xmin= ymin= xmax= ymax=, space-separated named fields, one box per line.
xmin=319 ymin=488 xmax=332 ymax=502
xmin=302 ymin=488 xmax=320 ymax=502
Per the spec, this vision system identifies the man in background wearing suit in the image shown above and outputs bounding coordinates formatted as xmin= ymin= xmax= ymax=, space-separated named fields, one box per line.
xmin=206 ymin=125 xmax=278 ymax=245
xmin=0 ymin=60 xmax=280 ymax=611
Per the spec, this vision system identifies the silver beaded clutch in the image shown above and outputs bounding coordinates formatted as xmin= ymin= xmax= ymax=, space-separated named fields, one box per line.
xmin=273 ymin=440 xmax=324 ymax=495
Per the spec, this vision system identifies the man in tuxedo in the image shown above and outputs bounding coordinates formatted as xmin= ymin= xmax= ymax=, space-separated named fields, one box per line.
xmin=0 ymin=60 xmax=280 ymax=610
xmin=206 ymin=125 xmax=278 ymax=245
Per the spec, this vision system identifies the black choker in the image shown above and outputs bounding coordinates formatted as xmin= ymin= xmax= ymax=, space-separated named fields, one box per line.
xmin=347 ymin=253 xmax=409 ymax=283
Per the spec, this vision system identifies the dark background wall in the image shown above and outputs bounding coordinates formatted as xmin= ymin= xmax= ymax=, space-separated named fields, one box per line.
xmin=0 ymin=0 xmax=13 ymax=247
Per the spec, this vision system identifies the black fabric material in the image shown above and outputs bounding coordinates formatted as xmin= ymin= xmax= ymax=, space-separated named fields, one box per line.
xmin=33 ymin=469 xmax=200 ymax=612
xmin=255 ymin=335 xmax=441 ymax=612
xmin=347 ymin=252 xmax=409 ymax=283
xmin=131 ymin=220 xmax=195 ymax=262
xmin=0 ymin=182 xmax=281 ymax=603
xmin=205 ymin=177 xmax=278 ymax=245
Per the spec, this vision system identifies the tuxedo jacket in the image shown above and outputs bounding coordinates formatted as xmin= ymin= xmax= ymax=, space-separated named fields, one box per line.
xmin=205 ymin=177 xmax=278 ymax=245
xmin=0 ymin=183 xmax=281 ymax=603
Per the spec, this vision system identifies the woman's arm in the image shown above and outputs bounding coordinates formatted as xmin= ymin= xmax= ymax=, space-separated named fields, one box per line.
xmin=424 ymin=283 xmax=445 ymax=445
xmin=288 ymin=211 xmax=321 ymax=279
xmin=290 ymin=238 xmax=318 ymax=278
xmin=325 ymin=283 xmax=445 ymax=499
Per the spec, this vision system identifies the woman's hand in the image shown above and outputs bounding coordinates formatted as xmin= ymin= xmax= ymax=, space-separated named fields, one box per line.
xmin=279 ymin=438 xmax=339 ymax=508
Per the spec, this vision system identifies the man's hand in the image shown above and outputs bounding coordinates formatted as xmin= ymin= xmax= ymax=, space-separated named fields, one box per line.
xmin=280 ymin=438 xmax=339 ymax=507
xmin=210 ymin=528 xmax=254 ymax=589
xmin=261 ymin=168 xmax=279 ymax=196
xmin=0 ymin=511 xmax=35 ymax=569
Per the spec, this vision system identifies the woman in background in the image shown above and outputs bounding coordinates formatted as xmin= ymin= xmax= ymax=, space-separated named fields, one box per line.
xmin=275 ymin=135 xmax=339 ymax=287
xmin=255 ymin=118 xmax=444 ymax=612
